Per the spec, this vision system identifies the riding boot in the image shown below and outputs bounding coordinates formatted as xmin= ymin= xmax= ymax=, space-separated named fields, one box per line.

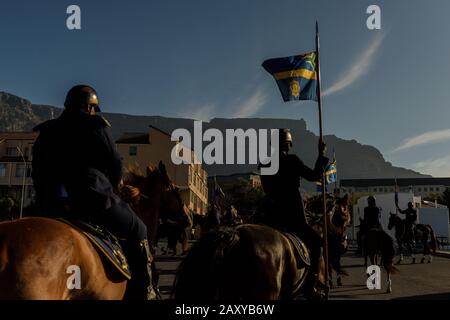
xmin=302 ymin=247 xmax=327 ymax=300
xmin=124 ymin=240 xmax=158 ymax=300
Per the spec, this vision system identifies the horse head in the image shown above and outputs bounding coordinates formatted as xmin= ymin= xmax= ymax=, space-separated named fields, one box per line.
xmin=387 ymin=213 xmax=398 ymax=231
xmin=121 ymin=161 xmax=188 ymax=246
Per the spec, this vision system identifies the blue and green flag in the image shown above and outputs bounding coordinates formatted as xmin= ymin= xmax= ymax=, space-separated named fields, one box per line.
xmin=262 ymin=52 xmax=318 ymax=102
xmin=316 ymin=156 xmax=337 ymax=192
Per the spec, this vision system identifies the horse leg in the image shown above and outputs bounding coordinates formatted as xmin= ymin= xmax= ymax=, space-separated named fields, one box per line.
xmin=408 ymin=243 xmax=415 ymax=264
xmin=386 ymin=271 xmax=392 ymax=294
xmin=396 ymin=240 xmax=403 ymax=264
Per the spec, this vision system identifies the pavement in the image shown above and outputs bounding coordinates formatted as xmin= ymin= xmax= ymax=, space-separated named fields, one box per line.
xmin=154 ymin=242 xmax=450 ymax=300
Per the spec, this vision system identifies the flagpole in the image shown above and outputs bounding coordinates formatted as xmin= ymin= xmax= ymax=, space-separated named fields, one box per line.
xmin=316 ymin=21 xmax=329 ymax=294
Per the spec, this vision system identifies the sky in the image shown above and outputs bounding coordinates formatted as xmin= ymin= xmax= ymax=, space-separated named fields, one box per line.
xmin=1 ymin=0 xmax=450 ymax=177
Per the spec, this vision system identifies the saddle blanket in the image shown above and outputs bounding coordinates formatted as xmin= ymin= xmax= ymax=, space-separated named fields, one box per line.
xmin=282 ymin=232 xmax=311 ymax=268
xmin=58 ymin=218 xmax=131 ymax=280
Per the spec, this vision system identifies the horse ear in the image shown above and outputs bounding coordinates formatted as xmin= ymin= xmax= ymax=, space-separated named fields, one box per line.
xmin=146 ymin=166 xmax=153 ymax=177
xmin=158 ymin=161 xmax=167 ymax=174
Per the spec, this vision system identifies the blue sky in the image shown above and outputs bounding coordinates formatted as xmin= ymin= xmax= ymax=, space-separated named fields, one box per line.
xmin=1 ymin=0 xmax=450 ymax=176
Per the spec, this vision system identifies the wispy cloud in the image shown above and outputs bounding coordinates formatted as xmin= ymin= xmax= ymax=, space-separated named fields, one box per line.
xmin=178 ymin=103 xmax=217 ymax=122
xmin=392 ymin=128 xmax=450 ymax=153
xmin=323 ymin=32 xmax=386 ymax=96
xmin=231 ymin=89 xmax=267 ymax=118
xmin=413 ymin=154 xmax=450 ymax=177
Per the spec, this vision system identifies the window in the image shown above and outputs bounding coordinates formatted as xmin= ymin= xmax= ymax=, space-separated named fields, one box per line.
xmin=418 ymin=188 xmax=422 ymax=192
xmin=424 ymin=187 xmax=428 ymax=192
xmin=430 ymin=187 xmax=434 ymax=192
xmin=6 ymin=147 xmax=17 ymax=156
xmin=15 ymin=164 xmax=31 ymax=178
xmin=129 ymin=146 xmax=137 ymax=156
xmin=0 ymin=164 xmax=6 ymax=177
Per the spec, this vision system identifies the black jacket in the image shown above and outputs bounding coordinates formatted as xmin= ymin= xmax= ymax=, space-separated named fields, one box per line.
xmin=32 ymin=109 xmax=123 ymax=215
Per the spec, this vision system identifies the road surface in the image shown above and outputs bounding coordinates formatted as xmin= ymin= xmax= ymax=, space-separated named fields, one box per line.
xmin=154 ymin=244 xmax=450 ymax=300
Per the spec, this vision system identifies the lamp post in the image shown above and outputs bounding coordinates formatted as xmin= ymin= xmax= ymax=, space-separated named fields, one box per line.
xmin=16 ymin=146 xmax=26 ymax=219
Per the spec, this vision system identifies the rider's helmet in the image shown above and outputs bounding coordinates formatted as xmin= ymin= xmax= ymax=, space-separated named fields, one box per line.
xmin=64 ymin=85 xmax=101 ymax=113
xmin=279 ymin=128 xmax=293 ymax=152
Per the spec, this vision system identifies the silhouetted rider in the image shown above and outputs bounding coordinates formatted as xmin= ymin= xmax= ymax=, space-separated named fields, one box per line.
xmin=396 ymin=202 xmax=417 ymax=244
xmin=259 ymin=128 xmax=329 ymax=300
xmin=32 ymin=85 xmax=156 ymax=300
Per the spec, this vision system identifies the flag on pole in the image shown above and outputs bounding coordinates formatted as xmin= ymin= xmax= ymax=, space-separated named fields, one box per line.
xmin=394 ymin=178 xmax=399 ymax=208
xmin=315 ymin=158 xmax=337 ymax=192
xmin=262 ymin=52 xmax=318 ymax=102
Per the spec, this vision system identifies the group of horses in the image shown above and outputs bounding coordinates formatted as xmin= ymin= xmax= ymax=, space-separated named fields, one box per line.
xmin=0 ymin=163 xmax=438 ymax=299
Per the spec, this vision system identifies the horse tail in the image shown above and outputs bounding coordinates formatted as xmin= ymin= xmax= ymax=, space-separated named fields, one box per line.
xmin=387 ymin=264 xmax=400 ymax=275
xmin=428 ymin=225 xmax=437 ymax=254
xmin=172 ymin=226 xmax=240 ymax=300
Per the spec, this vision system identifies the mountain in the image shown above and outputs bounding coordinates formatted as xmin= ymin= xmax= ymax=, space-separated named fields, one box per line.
xmin=0 ymin=91 xmax=429 ymax=183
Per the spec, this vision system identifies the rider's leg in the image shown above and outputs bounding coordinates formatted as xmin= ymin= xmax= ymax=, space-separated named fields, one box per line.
xmin=95 ymin=200 xmax=156 ymax=300
xmin=298 ymin=224 xmax=325 ymax=299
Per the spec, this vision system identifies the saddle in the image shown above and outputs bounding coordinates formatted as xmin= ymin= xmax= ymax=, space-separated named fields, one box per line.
xmin=57 ymin=218 xmax=131 ymax=280
xmin=282 ymin=231 xmax=311 ymax=268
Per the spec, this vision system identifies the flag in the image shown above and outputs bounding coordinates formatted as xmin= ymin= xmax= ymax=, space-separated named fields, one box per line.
xmin=315 ymin=157 xmax=337 ymax=192
xmin=394 ymin=179 xmax=399 ymax=208
xmin=325 ymin=158 xmax=337 ymax=184
xmin=262 ymin=52 xmax=318 ymax=102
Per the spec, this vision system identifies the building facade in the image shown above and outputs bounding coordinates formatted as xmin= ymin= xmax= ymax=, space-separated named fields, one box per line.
xmin=116 ymin=126 xmax=208 ymax=215
xmin=0 ymin=132 xmax=37 ymax=207
xmin=340 ymin=178 xmax=450 ymax=198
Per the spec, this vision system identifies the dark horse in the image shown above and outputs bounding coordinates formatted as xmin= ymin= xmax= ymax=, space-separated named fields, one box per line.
xmin=0 ymin=162 xmax=186 ymax=299
xmin=363 ymin=228 xmax=399 ymax=293
xmin=305 ymin=194 xmax=351 ymax=289
xmin=172 ymin=195 xmax=350 ymax=300
xmin=387 ymin=213 xmax=437 ymax=264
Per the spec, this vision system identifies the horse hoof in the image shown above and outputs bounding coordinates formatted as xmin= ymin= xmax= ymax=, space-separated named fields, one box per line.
xmin=420 ymin=258 xmax=425 ymax=264
xmin=387 ymin=287 xmax=392 ymax=294
xmin=337 ymin=278 xmax=343 ymax=287
xmin=412 ymin=258 xmax=416 ymax=264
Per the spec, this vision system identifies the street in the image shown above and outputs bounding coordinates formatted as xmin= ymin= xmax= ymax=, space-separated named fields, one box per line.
xmin=155 ymin=244 xmax=450 ymax=300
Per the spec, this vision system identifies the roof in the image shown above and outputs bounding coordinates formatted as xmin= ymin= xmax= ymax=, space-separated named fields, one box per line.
xmin=340 ymin=178 xmax=450 ymax=187
xmin=149 ymin=125 xmax=171 ymax=137
xmin=116 ymin=133 xmax=149 ymax=144
xmin=0 ymin=132 xmax=38 ymax=141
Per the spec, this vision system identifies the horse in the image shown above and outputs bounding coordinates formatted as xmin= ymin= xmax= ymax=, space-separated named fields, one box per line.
xmin=172 ymin=194 xmax=350 ymax=300
xmin=305 ymin=194 xmax=351 ymax=289
xmin=363 ymin=228 xmax=399 ymax=293
xmin=387 ymin=213 xmax=437 ymax=264
xmin=0 ymin=161 xmax=186 ymax=300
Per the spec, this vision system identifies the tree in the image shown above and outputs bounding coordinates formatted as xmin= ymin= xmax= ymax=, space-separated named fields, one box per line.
xmin=0 ymin=196 xmax=15 ymax=221
xmin=221 ymin=178 xmax=265 ymax=220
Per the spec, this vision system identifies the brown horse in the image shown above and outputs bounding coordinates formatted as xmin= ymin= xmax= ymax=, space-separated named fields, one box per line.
xmin=172 ymin=195 xmax=350 ymax=300
xmin=0 ymin=162 xmax=185 ymax=300
xmin=387 ymin=213 xmax=437 ymax=264
xmin=305 ymin=194 xmax=351 ymax=289
xmin=363 ymin=228 xmax=399 ymax=293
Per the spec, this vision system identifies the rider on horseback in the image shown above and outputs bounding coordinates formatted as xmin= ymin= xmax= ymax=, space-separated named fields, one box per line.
xmin=396 ymin=202 xmax=417 ymax=245
xmin=32 ymin=85 xmax=156 ymax=300
xmin=358 ymin=196 xmax=382 ymax=251
xmin=259 ymin=128 xmax=329 ymax=300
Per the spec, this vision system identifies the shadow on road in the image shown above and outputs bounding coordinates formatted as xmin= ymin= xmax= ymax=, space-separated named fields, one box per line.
xmin=393 ymin=293 xmax=450 ymax=300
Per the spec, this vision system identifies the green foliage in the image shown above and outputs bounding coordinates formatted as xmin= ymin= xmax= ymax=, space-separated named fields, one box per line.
xmin=221 ymin=178 xmax=265 ymax=217
xmin=0 ymin=196 xmax=15 ymax=213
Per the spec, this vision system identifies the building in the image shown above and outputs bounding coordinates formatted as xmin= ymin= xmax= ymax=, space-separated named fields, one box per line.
xmin=0 ymin=132 xmax=37 ymax=207
xmin=116 ymin=126 xmax=208 ymax=215
xmin=340 ymin=178 xmax=450 ymax=198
